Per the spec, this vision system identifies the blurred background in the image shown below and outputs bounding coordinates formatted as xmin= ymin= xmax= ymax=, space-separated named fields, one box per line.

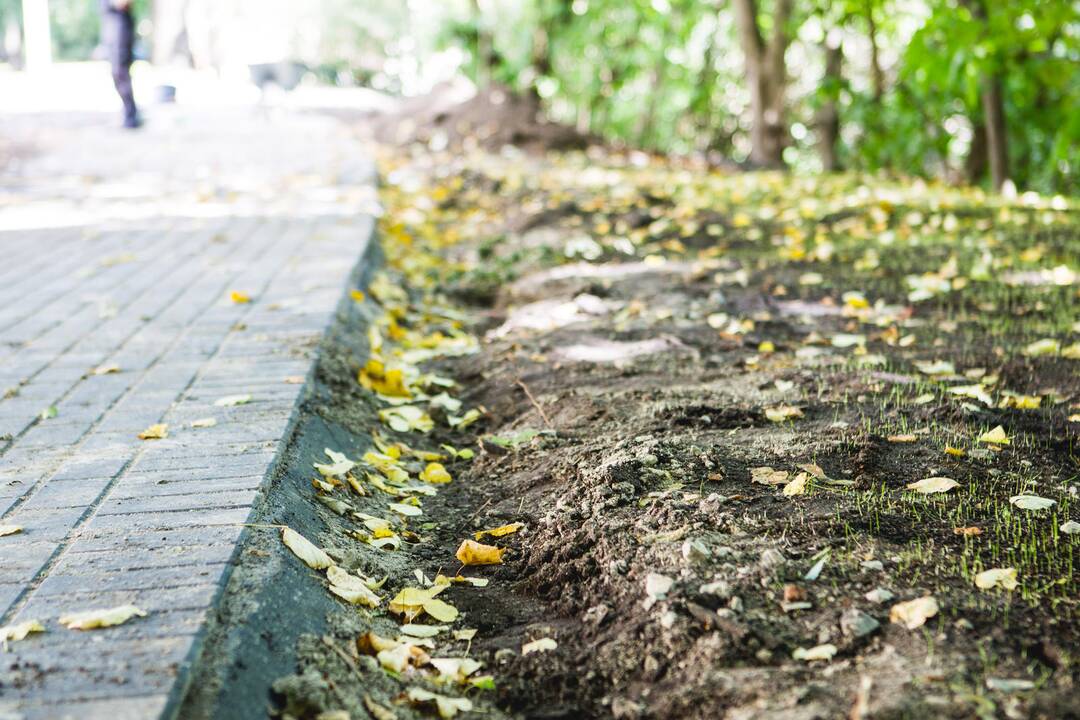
xmin=0 ymin=0 xmax=1076 ymax=193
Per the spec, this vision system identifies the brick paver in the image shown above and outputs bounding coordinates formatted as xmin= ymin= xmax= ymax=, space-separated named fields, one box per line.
xmin=0 ymin=105 xmax=374 ymax=718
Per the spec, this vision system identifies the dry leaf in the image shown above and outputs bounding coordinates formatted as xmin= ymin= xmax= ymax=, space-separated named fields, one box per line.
xmin=792 ymin=643 xmax=837 ymax=662
xmin=974 ymin=567 xmax=1017 ymax=591
xmin=327 ymin=566 xmax=381 ymax=607
xmin=0 ymin=619 xmax=44 ymax=642
xmin=765 ymin=405 xmax=803 ymax=422
xmin=0 ymin=524 xmax=23 ymax=537
xmin=229 ymin=290 xmax=251 ymax=304
xmin=314 ymin=449 xmax=355 ymax=478
xmin=1061 ymin=520 xmax=1080 ymax=535
xmin=750 ymin=466 xmax=789 ymax=485
xmin=1009 ymin=495 xmax=1055 ymax=511
xmin=889 ymin=596 xmax=938 ymax=629
xmin=977 ymin=425 xmax=1010 ymax=445
xmin=406 ymin=688 xmax=472 ymax=719
xmin=906 ymin=476 xmax=959 ymax=494
xmin=59 ymin=604 xmax=147 ymax=630
xmin=887 ymin=434 xmax=918 ymax=443
xmin=214 ymin=394 xmax=252 ymax=407
xmin=522 ymin=637 xmax=558 ymax=655
xmin=474 ymin=522 xmax=524 ymax=541
xmin=137 ymin=423 xmax=168 ymax=440
xmin=282 ymin=527 xmax=332 ymax=570
xmin=91 ymin=363 xmax=120 ymax=375
xmin=190 ymin=417 xmax=217 ymax=428
xmin=456 ymin=539 xmax=505 ymax=566
xmin=782 ymin=473 xmax=808 ymax=496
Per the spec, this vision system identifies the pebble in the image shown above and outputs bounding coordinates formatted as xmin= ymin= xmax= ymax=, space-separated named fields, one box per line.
xmin=841 ymin=608 xmax=881 ymax=639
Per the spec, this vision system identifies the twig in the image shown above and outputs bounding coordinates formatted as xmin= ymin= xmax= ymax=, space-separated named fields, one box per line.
xmin=516 ymin=378 xmax=553 ymax=428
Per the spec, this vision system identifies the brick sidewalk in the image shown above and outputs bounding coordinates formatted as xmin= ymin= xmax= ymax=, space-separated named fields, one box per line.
xmin=0 ymin=106 xmax=374 ymax=719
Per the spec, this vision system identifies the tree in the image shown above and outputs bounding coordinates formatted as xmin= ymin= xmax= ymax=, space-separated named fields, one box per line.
xmin=732 ymin=0 xmax=793 ymax=167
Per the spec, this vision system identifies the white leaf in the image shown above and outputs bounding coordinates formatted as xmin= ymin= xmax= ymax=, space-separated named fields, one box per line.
xmin=59 ymin=605 xmax=147 ymax=630
xmin=906 ymin=477 xmax=959 ymax=494
xmin=281 ymin=527 xmax=332 ymax=569
xmin=522 ymin=637 xmax=558 ymax=655
xmin=1009 ymin=495 xmax=1056 ymax=511
xmin=974 ymin=567 xmax=1017 ymax=591
xmin=792 ymin=643 xmax=837 ymax=662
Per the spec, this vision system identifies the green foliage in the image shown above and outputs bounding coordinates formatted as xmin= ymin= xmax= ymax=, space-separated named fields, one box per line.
xmin=435 ymin=0 xmax=1078 ymax=194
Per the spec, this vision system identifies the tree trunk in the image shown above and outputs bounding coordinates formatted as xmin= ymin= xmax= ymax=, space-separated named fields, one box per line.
xmin=965 ymin=122 xmax=987 ymax=183
xmin=864 ymin=0 xmax=884 ymax=101
xmin=20 ymin=0 xmax=50 ymax=71
xmin=817 ymin=39 xmax=842 ymax=172
xmin=981 ymin=75 xmax=1008 ymax=190
xmin=732 ymin=0 xmax=791 ymax=167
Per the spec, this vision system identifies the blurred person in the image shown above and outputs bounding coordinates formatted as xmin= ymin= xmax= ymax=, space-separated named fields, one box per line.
xmin=100 ymin=0 xmax=139 ymax=128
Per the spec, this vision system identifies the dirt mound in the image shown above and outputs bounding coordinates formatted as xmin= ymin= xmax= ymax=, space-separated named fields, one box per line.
xmin=371 ymin=80 xmax=593 ymax=153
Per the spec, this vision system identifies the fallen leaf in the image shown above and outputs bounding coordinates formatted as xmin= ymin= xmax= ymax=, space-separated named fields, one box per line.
xmin=380 ymin=405 xmax=435 ymax=433
xmin=282 ymin=527 xmax=333 ymax=570
xmin=456 ymin=539 xmax=505 ymax=565
xmin=986 ymin=678 xmax=1036 ymax=693
xmin=59 ymin=605 xmax=147 ymax=630
xmin=1009 ymin=495 xmax=1056 ymax=511
xmin=974 ymin=567 xmax=1017 ymax=591
xmin=406 ymin=688 xmax=472 ymax=719
xmin=887 ymin=434 xmax=918 ymax=443
xmin=521 ymin=637 xmax=558 ymax=655
xmin=1023 ymin=338 xmax=1059 ymax=357
xmin=906 ymin=476 xmax=959 ymax=494
xmin=750 ymin=466 xmax=789 ymax=485
xmin=765 ymin=405 xmax=803 ymax=423
xmin=137 ymin=423 xmax=168 ymax=440
xmin=39 ymin=406 xmax=57 ymax=420
xmin=782 ymin=473 xmax=808 ymax=496
xmin=419 ymin=462 xmax=452 ymax=483
xmin=977 ymin=425 xmax=1010 ymax=445
xmin=91 ymin=363 xmax=120 ymax=375
xmin=474 ymin=522 xmax=525 ymax=541
xmin=229 ymin=290 xmax=251 ymax=304
xmin=0 ymin=524 xmax=23 ymax=537
xmin=915 ymin=359 xmax=955 ymax=376
xmin=0 ymin=619 xmax=44 ymax=642
xmin=389 ymin=502 xmax=422 ymax=517
xmin=214 ymin=394 xmax=252 ymax=407
xmin=792 ymin=643 xmax=837 ymax=662
xmin=1061 ymin=520 xmax=1080 ymax=535
xmin=453 ymin=628 xmax=477 ymax=641
xmin=889 ymin=596 xmax=938 ymax=629
xmin=190 ymin=417 xmax=217 ymax=428
xmin=429 ymin=657 xmax=483 ymax=682
xmin=954 ymin=526 xmax=982 ymax=537
xmin=314 ymin=449 xmax=355 ymax=478
xmin=327 ymin=566 xmax=381 ymax=607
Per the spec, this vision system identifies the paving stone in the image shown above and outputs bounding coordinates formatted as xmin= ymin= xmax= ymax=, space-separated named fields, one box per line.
xmin=0 ymin=103 xmax=372 ymax=718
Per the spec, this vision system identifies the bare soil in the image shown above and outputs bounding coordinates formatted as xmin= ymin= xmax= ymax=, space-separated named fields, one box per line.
xmin=271 ymin=149 xmax=1079 ymax=720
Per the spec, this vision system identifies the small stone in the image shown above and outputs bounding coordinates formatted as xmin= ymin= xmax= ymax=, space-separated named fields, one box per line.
xmin=699 ymin=579 xmax=731 ymax=598
xmin=865 ymin=587 xmax=895 ymax=604
xmin=759 ymin=548 xmax=786 ymax=569
xmin=681 ymin=539 xmax=710 ymax=563
xmin=841 ymin=608 xmax=880 ymax=639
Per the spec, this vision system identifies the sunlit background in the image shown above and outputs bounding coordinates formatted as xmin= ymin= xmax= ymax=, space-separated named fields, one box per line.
xmin=0 ymin=0 xmax=1077 ymax=192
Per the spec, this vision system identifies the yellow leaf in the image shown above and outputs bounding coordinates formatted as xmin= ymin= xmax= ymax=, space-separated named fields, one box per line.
xmin=456 ymin=539 xmax=505 ymax=566
xmin=765 ymin=405 xmax=802 ymax=423
xmin=906 ymin=477 xmax=959 ymax=494
xmin=1023 ymin=338 xmax=1059 ymax=357
xmin=229 ymin=290 xmax=251 ymax=304
xmin=782 ymin=473 xmax=808 ymax=496
xmin=406 ymin=688 xmax=473 ymax=719
xmin=281 ymin=527 xmax=333 ymax=570
xmin=474 ymin=522 xmax=524 ymax=541
xmin=421 ymin=598 xmax=460 ymax=623
xmin=350 ymin=289 xmax=366 ymax=302
xmin=1 ymin=619 xmax=44 ymax=642
xmin=0 ymin=524 xmax=23 ymax=537
xmin=974 ymin=567 xmax=1017 ymax=591
xmin=889 ymin=596 xmax=938 ymax=629
xmin=977 ymin=425 xmax=1010 ymax=445
xmin=750 ymin=466 xmax=789 ymax=485
xmin=91 ymin=363 xmax=120 ymax=375
xmin=420 ymin=462 xmax=452 ymax=484
xmin=137 ymin=423 xmax=168 ymax=440
xmin=945 ymin=446 xmax=965 ymax=457
xmin=887 ymin=434 xmax=918 ymax=443
xmin=59 ymin=604 xmax=147 ymax=630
